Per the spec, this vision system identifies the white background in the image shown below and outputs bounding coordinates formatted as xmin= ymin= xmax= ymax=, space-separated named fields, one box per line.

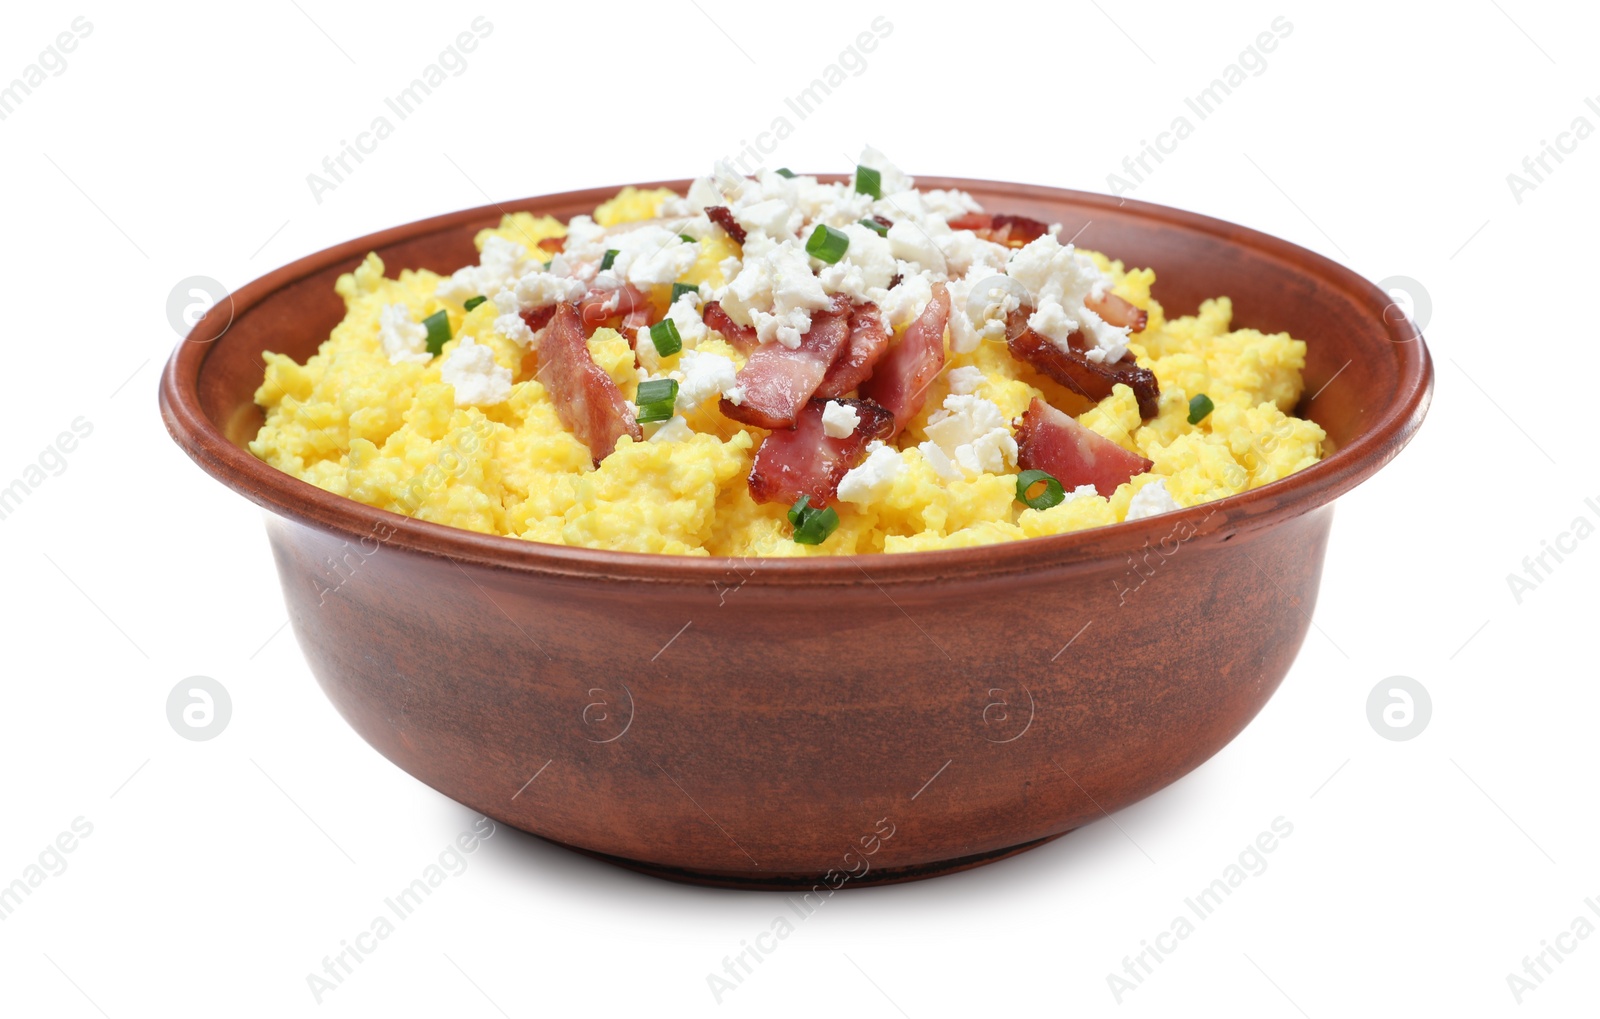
xmin=1 ymin=1 xmax=1595 ymax=1015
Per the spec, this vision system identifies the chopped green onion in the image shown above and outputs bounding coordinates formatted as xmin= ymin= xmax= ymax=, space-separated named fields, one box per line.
xmin=671 ymin=282 xmax=699 ymax=305
xmin=635 ymin=378 xmax=679 ymax=422
xmin=680 ymin=234 xmax=696 ymax=244
xmin=788 ymin=495 xmax=840 ymax=545
xmin=463 ymin=295 xmax=487 ymax=312
xmin=854 ymin=165 xmax=882 ymax=199
xmin=649 ymin=319 xmax=683 ymax=357
xmin=787 ymin=495 xmax=813 ymax=526
xmin=1187 ymin=393 xmax=1215 ymax=425
xmin=775 ymin=167 xmax=796 ymax=178
xmin=422 ymin=310 xmax=451 ymax=357
xmin=1015 ymin=469 xmax=1066 ymax=510
xmin=860 ymin=218 xmax=888 ymax=237
xmin=600 ymin=249 xmax=618 ymax=271
xmin=805 ymin=223 xmax=850 ymax=265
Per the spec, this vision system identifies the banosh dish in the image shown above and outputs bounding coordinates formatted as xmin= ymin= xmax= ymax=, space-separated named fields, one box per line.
xmin=248 ymin=150 xmax=1322 ymax=557
xmin=161 ymin=172 xmax=1431 ymax=888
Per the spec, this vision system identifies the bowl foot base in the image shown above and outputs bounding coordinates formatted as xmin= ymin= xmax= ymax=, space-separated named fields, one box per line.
xmin=545 ymin=830 xmax=1072 ymax=891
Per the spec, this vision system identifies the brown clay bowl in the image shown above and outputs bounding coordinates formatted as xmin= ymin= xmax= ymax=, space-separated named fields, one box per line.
xmin=160 ymin=177 xmax=1432 ymax=889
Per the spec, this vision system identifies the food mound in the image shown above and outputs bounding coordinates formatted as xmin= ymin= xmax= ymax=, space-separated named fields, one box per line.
xmin=250 ymin=150 xmax=1325 ymax=556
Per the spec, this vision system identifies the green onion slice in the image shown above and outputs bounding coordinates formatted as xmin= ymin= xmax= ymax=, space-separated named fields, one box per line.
xmin=786 ymin=494 xmax=812 ymax=526
xmin=649 ymin=319 xmax=683 ymax=357
xmin=860 ymin=218 xmax=888 ymax=237
xmin=775 ymin=167 xmax=796 ymax=178
xmin=805 ymin=224 xmax=850 ymax=265
xmin=854 ymin=165 xmax=882 ymax=199
xmin=600 ymin=249 xmax=618 ymax=271
xmin=671 ymin=282 xmax=699 ymax=305
xmin=1015 ymin=469 xmax=1066 ymax=510
xmin=463 ymin=295 xmax=487 ymax=312
xmin=788 ymin=495 xmax=840 ymax=545
xmin=422 ymin=310 xmax=451 ymax=357
xmin=1188 ymin=393 xmax=1215 ymax=425
xmin=680 ymin=234 xmax=696 ymax=244
xmin=635 ymin=378 xmax=679 ymax=422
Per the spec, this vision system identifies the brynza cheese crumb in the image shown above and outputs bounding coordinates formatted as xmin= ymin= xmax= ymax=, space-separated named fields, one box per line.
xmin=440 ymin=336 xmax=512 ymax=406
xmin=1125 ymin=478 xmax=1181 ymax=520
xmin=921 ymin=395 xmax=1017 ymax=477
xmin=378 ymin=304 xmax=431 ymax=364
xmin=675 ymin=349 xmax=741 ymax=410
xmin=821 ymin=400 xmax=860 ymax=438
xmin=1006 ymin=234 xmax=1128 ymax=362
xmin=836 ymin=441 xmax=904 ymax=505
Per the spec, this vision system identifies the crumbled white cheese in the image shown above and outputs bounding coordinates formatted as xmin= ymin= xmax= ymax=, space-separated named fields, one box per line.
xmin=685 ymin=175 xmax=726 ymax=211
xmin=857 ymin=145 xmax=914 ymax=197
xmin=675 ymin=348 xmax=740 ymax=410
xmin=440 ymin=336 xmax=513 ymax=406
xmin=877 ymin=270 xmax=935 ymax=329
xmin=920 ymin=188 xmax=983 ymax=220
xmin=435 ymin=234 xmax=530 ymax=303
xmin=1007 ymin=235 xmax=1128 ymax=362
xmin=379 ymin=304 xmax=432 ymax=364
xmin=945 ymin=270 xmax=1014 ymax=354
xmin=817 ymin=223 xmax=896 ymax=300
xmin=946 ymin=366 xmax=986 ymax=395
xmin=637 ymin=294 xmax=712 ymax=373
xmin=1125 ymin=478 xmax=1180 ymax=520
xmin=558 ymin=214 xmax=610 ymax=264
xmin=514 ymin=267 xmax=586 ymax=310
xmin=940 ymin=229 xmax=1010 ymax=277
xmin=821 ymin=400 xmax=860 ymax=438
xmin=723 ymin=238 xmax=832 ymax=347
xmin=836 ymin=441 xmax=904 ymax=505
xmin=922 ymin=394 xmax=1017 ymax=477
xmin=606 ymin=225 xmax=701 ymax=287
xmin=918 ymin=440 xmax=958 ymax=480
xmin=672 ymin=211 xmax=716 ymax=242
xmin=647 ymin=415 xmax=695 ymax=443
xmin=666 ymin=292 xmax=709 ymax=346
xmin=785 ymin=174 xmax=866 ymax=225
xmin=817 ymin=259 xmax=869 ymax=303
xmin=886 ymin=220 xmax=947 ymax=276
xmin=736 ymin=197 xmax=802 ymax=240
xmin=493 ymin=290 xmax=534 ymax=347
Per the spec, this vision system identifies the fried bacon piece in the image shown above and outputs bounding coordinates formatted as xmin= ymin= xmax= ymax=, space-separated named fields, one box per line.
xmin=704 ymin=206 xmax=747 ymax=245
xmin=719 ymin=297 xmax=853 ymax=429
xmin=522 ymin=305 xmax=557 ymax=333
xmin=700 ymin=301 xmax=759 ymax=353
xmin=946 ymin=213 xmax=1054 ymax=248
xmin=578 ymin=284 xmax=654 ymax=335
xmin=533 ymin=303 xmax=642 ymax=463
xmin=747 ymin=398 xmax=894 ymax=506
xmin=815 ymin=302 xmax=891 ymax=399
xmin=1086 ymin=290 xmax=1148 ymax=333
xmin=1015 ymin=397 xmax=1152 ymax=498
xmin=1005 ymin=308 xmax=1160 ymax=420
xmin=858 ymin=282 xmax=950 ymax=437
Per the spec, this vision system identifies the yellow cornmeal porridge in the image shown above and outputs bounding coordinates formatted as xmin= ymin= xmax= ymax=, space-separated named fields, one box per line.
xmin=251 ymin=154 xmax=1323 ymax=556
